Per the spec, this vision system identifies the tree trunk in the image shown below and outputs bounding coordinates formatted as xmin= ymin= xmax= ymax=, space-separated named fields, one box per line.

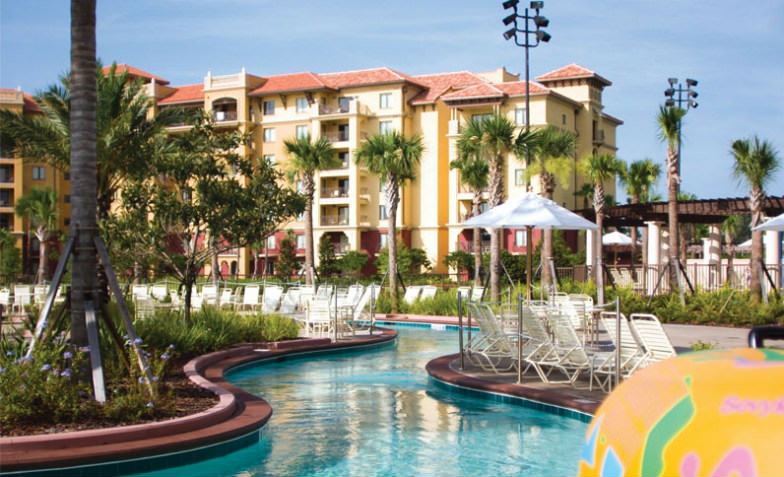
xmin=749 ymin=186 xmax=764 ymax=301
xmin=593 ymin=184 xmax=605 ymax=304
xmin=630 ymin=195 xmax=640 ymax=267
xmin=304 ymin=174 xmax=315 ymax=285
xmin=471 ymin=193 xmax=481 ymax=287
xmin=666 ymin=145 xmax=680 ymax=290
xmin=386 ymin=176 xmax=400 ymax=312
xmin=69 ymin=0 xmax=97 ymax=347
xmin=36 ymin=230 xmax=47 ymax=285
xmin=488 ymin=158 xmax=503 ymax=301
xmin=541 ymin=173 xmax=556 ymax=290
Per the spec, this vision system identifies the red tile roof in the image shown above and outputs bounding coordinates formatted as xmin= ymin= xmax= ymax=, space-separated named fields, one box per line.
xmin=23 ymin=93 xmax=41 ymax=113
xmin=158 ymin=84 xmax=204 ymax=105
xmin=495 ymin=81 xmax=550 ymax=96
xmin=319 ymin=67 xmax=425 ymax=89
xmin=102 ymin=64 xmax=170 ymax=85
xmin=249 ymin=72 xmax=330 ymax=95
xmin=536 ymin=63 xmax=611 ymax=86
xmin=409 ymin=71 xmax=487 ymax=104
xmin=441 ymin=82 xmax=506 ymax=102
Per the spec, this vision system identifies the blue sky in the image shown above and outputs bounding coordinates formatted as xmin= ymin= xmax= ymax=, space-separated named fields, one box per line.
xmin=2 ymin=0 xmax=782 ymax=202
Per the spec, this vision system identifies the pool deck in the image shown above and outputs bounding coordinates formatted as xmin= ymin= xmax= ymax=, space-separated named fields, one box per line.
xmin=0 ymin=317 xmax=750 ymax=474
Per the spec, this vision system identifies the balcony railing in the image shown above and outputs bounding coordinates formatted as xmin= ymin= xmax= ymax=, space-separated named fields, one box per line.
xmin=323 ymin=131 xmax=350 ymax=142
xmin=333 ymin=243 xmax=349 ymax=254
xmin=319 ymin=103 xmax=351 ymax=115
xmin=592 ymin=129 xmax=605 ymax=144
xmin=321 ymin=215 xmax=349 ymax=226
xmin=456 ymin=241 xmax=491 ymax=254
xmin=214 ymin=110 xmax=238 ymax=122
xmin=320 ymin=186 xmax=349 ymax=199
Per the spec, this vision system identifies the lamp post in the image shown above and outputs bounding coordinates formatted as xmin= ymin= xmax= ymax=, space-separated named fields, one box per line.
xmin=503 ymin=0 xmax=550 ymax=190
xmin=663 ymin=78 xmax=698 ymax=179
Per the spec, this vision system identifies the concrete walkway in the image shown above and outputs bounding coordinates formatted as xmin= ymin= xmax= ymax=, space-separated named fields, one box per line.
xmin=662 ymin=323 xmax=750 ymax=352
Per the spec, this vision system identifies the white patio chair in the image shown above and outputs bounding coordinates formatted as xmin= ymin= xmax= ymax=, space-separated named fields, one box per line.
xmin=261 ymin=285 xmax=283 ymax=314
xmin=200 ymin=284 xmax=219 ymax=306
xmin=304 ymin=297 xmax=334 ymax=337
xmin=547 ymin=312 xmax=614 ymax=391
xmin=629 ymin=313 xmax=677 ymax=362
xmin=33 ymin=285 xmax=49 ymax=305
xmin=236 ymin=285 xmax=260 ymax=312
xmin=419 ymin=285 xmax=437 ymax=301
xmin=131 ymin=284 xmax=149 ymax=302
xmin=600 ymin=311 xmax=651 ymax=378
xmin=12 ymin=285 xmax=32 ymax=314
xmin=470 ymin=286 xmax=485 ymax=302
xmin=278 ymin=288 xmax=300 ymax=315
xmin=150 ymin=284 xmax=169 ymax=301
xmin=403 ymin=285 xmax=422 ymax=305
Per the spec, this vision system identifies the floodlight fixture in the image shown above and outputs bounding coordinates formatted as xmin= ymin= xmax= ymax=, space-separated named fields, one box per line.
xmin=534 ymin=15 xmax=549 ymax=27
xmin=503 ymin=0 xmax=519 ymax=9
xmin=665 ymin=99 xmax=675 ymax=107
xmin=664 ymin=88 xmax=675 ymax=97
xmin=668 ymin=77 xmax=678 ymax=86
xmin=537 ymin=30 xmax=551 ymax=42
xmin=503 ymin=13 xmax=517 ymax=26
xmin=689 ymin=100 xmax=698 ymax=108
xmin=530 ymin=1 xmax=544 ymax=9
xmin=688 ymin=90 xmax=698 ymax=98
xmin=503 ymin=28 xmax=517 ymax=40
xmin=686 ymin=78 xmax=698 ymax=87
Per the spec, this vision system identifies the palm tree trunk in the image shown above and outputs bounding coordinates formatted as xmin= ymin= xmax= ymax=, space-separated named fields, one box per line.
xmin=667 ymin=146 xmax=680 ymax=290
xmin=471 ymin=194 xmax=481 ymax=287
xmin=749 ymin=186 xmax=764 ymax=300
xmin=488 ymin=159 xmax=503 ymax=301
xmin=69 ymin=0 xmax=97 ymax=347
xmin=386 ymin=176 xmax=400 ymax=311
xmin=304 ymin=175 xmax=315 ymax=285
xmin=541 ymin=173 xmax=556 ymax=290
xmin=593 ymin=184 xmax=605 ymax=304
xmin=36 ymin=231 xmax=47 ymax=285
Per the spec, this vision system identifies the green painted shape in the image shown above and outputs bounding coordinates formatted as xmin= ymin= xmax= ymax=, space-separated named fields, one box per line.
xmin=640 ymin=388 xmax=695 ymax=477
xmin=760 ymin=349 xmax=784 ymax=362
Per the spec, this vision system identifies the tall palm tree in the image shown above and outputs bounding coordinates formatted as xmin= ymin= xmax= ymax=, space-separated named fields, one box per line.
xmin=14 ymin=187 xmax=59 ymax=284
xmin=69 ymin=0 xmax=97 ymax=346
xmin=523 ymin=125 xmax=576 ymax=288
xmin=284 ymin=133 xmax=339 ymax=285
xmin=452 ymin=120 xmax=490 ymax=286
xmin=472 ymin=113 xmax=516 ymax=300
xmin=731 ymin=136 xmax=780 ymax=301
xmin=657 ymin=105 xmax=687 ymax=288
xmin=355 ymin=130 xmax=424 ymax=311
xmin=721 ymin=214 xmax=742 ymax=286
xmin=619 ymin=159 xmax=661 ymax=265
xmin=580 ymin=153 xmax=624 ymax=304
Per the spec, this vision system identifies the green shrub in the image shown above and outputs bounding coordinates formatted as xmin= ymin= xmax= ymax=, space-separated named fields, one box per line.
xmin=261 ymin=314 xmax=301 ymax=342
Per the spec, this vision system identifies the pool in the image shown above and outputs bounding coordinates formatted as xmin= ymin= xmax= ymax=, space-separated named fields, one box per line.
xmin=135 ymin=325 xmax=588 ymax=476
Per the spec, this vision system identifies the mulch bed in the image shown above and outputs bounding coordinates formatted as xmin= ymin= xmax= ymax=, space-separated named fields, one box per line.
xmin=1 ymin=372 xmax=219 ymax=437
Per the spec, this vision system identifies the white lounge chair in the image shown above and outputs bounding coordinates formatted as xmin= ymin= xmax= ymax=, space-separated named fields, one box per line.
xmin=600 ymin=312 xmax=651 ymax=378
xmin=629 ymin=313 xmax=677 ymax=362
xmin=547 ymin=312 xmax=614 ymax=391
xmin=150 ymin=284 xmax=169 ymax=301
xmin=201 ymin=284 xmax=219 ymax=306
xmin=261 ymin=285 xmax=283 ymax=314
xmin=470 ymin=286 xmax=485 ymax=302
xmin=403 ymin=285 xmax=422 ymax=305
xmin=419 ymin=285 xmax=437 ymax=301
xmin=236 ymin=285 xmax=261 ymax=312
xmin=304 ymin=297 xmax=334 ymax=337
xmin=131 ymin=284 xmax=149 ymax=302
xmin=466 ymin=303 xmax=519 ymax=373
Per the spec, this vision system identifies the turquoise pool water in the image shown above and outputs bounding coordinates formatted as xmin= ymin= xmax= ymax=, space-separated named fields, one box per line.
xmin=136 ymin=325 xmax=588 ymax=477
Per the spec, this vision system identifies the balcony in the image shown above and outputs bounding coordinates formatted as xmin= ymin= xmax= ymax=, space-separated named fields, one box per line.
xmin=592 ymin=129 xmax=605 ymax=145
xmin=359 ymin=187 xmax=370 ymax=203
xmin=317 ymin=100 xmax=372 ymax=117
xmin=321 ymin=215 xmax=349 ymax=226
xmin=323 ymin=130 xmax=349 ymax=142
xmin=214 ymin=110 xmax=238 ymax=122
xmin=456 ymin=240 xmax=491 ymax=254
xmin=333 ymin=242 xmax=349 ymax=254
xmin=320 ymin=186 xmax=349 ymax=199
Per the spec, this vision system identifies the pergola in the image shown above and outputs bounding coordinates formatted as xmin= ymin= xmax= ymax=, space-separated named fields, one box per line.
xmin=578 ymin=196 xmax=784 ymax=227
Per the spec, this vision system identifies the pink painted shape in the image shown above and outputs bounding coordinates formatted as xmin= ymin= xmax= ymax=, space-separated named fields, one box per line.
xmin=711 ymin=446 xmax=757 ymax=477
xmin=680 ymin=452 xmax=700 ymax=477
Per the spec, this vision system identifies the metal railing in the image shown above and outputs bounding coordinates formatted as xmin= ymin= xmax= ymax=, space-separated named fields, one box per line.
xmin=320 ymin=186 xmax=349 ymax=199
xmin=321 ymin=215 xmax=349 ymax=226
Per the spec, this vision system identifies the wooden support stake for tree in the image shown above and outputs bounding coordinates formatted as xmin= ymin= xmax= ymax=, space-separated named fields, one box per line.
xmin=85 ymin=300 xmax=106 ymax=403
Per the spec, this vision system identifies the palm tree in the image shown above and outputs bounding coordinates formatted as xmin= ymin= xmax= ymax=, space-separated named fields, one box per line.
xmin=523 ymin=125 xmax=576 ymax=288
xmin=14 ymin=187 xmax=59 ymax=284
xmin=731 ymin=136 xmax=780 ymax=301
xmin=471 ymin=113 xmax=516 ymax=300
xmin=284 ymin=133 xmax=339 ymax=285
xmin=453 ymin=118 xmax=490 ymax=287
xmin=69 ymin=0 xmax=97 ymax=346
xmin=619 ymin=159 xmax=661 ymax=265
xmin=721 ymin=214 xmax=742 ymax=286
xmin=580 ymin=153 xmax=624 ymax=304
xmin=657 ymin=105 xmax=687 ymax=289
xmin=355 ymin=130 xmax=424 ymax=311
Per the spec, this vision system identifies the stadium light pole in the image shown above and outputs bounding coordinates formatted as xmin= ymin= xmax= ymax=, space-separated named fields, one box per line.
xmin=664 ymin=78 xmax=698 ymax=178
xmin=503 ymin=0 xmax=550 ymax=190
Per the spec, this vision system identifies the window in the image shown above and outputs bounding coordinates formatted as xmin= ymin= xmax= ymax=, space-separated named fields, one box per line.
xmin=32 ymin=166 xmax=45 ymax=180
xmin=263 ymin=154 xmax=275 ymax=165
xmin=64 ymin=194 xmax=71 ymax=203
xmin=296 ymin=97 xmax=308 ymax=113
xmin=515 ymin=108 xmax=526 ymax=126
xmin=471 ymin=113 xmax=492 ymax=122
xmin=296 ymin=125 xmax=308 ymax=139
xmin=338 ymin=151 xmax=349 ymax=168
xmin=181 ymin=188 xmax=192 ymax=202
xmin=263 ymin=100 xmax=275 ymax=115
xmin=379 ymin=93 xmax=392 ymax=109
xmin=263 ymin=128 xmax=275 ymax=142
xmin=515 ymin=230 xmax=527 ymax=247
xmin=515 ymin=169 xmax=525 ymax=186
xmin=296 ymin=180 xmax=304 ymax=193
xmin=379 ymin=205 xmax=388 ymax=220
xmin=296 ymin=235 xmax=306 ymax=249
xmin=562 ymin=114 xmax=567 ymax=125
xmin=0 ymin=190 xmax=10 ymax=206
xmin=479 ymin=202 xmax=489 ymax=214
xmin=266 ymin=235 xmax=276 ymax=250
xmin=379 ymin=121 xmax=393 ymax=136
xmin=379 ymin=233 xmax=388 ymax=250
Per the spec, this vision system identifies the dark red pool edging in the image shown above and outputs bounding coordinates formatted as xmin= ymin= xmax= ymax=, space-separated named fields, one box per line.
xmin=426 ymin=353 xmax=600 ymax=416
xmin=0 ymin=329 xmax=397 ymax=473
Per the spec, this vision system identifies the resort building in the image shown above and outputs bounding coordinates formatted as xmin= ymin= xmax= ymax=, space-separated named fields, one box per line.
xmin=0 ymin=88 xmax=71 ymax=275
xmin=2 ymin=62 xmax=622 ymax=279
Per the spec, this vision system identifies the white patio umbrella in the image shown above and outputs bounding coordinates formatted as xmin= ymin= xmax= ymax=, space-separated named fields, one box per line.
xmin=602 ymin=231 xmax=634 ymax=246
xmin=461 ymin=192 xmax=598 ymax=300
xmin=752 ymin=212 xmax=784 ymax=231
